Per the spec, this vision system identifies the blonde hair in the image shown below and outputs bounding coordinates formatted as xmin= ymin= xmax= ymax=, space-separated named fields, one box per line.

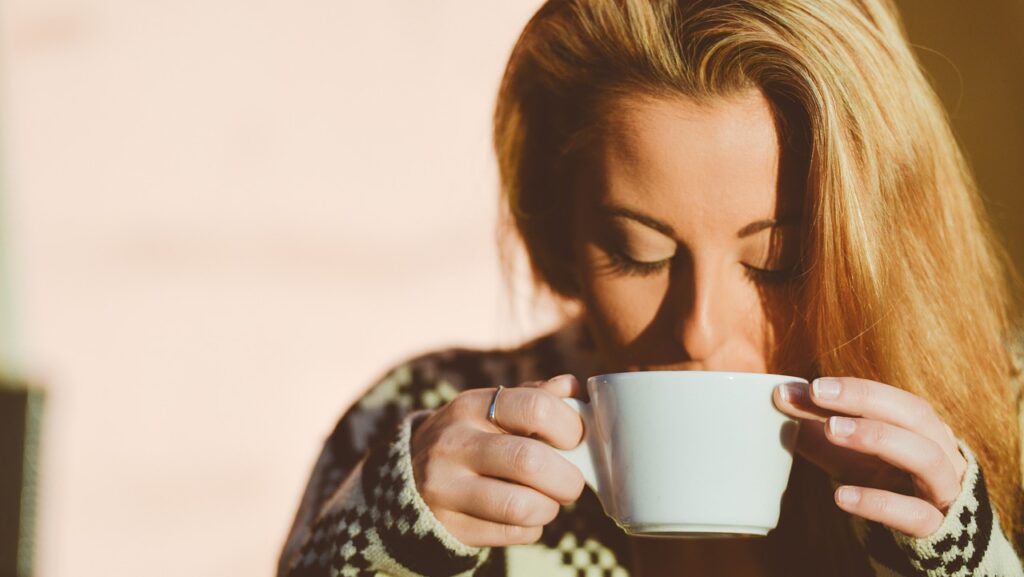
xmin=493 ymin=0 xmax=1023 ymax=572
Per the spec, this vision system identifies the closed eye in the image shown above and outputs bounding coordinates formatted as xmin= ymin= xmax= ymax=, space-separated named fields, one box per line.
xmin=606 ymin=250 xmax=797 ymax=285
xmin=604 ymin=250 xmax=671 ymax=278
xmin=742 ymin=264 xmax=797 ymax=285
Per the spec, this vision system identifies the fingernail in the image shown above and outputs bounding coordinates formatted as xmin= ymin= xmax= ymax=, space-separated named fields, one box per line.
xmin=550 ymin=374 xmax=577 ymax=385
xmin=829 ymin=416 xmax=856 ymax=437
xmin=813 ymin=378 xmax=841 ymax=400
xmin=779 ymin=383 xmax=809 ymax=404
xmin=836 ymin=486 xmax=861 ymax=506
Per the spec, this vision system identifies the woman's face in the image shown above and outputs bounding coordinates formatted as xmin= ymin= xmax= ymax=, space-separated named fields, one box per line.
xmin=570 ymin=90 xmax=811 ymax=377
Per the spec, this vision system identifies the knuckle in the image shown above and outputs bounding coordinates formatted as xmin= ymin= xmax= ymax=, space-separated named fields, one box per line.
xmin=511 ymin=441 xmax=545 ymax=476
xmin=864 ymin=423 xmax=889 ymax=449
xmin=924 ymin=509 xmax=944 ymax=536
xmin=936 ymin=493 xmax=956 ymax=512
xmin=904 ymin=505 xmax=939 ymax=537
xmin=500 ymin=492 xmax=532 ymax=526
xmin=908 ymin=398 xmax=936 ymax=429
xmin=523 ymin=392 xmax=550 ymax=431
xmin=446 ymin=392 xmax=475 ymax=417
xmin=571 ymin=416 xmax=585 ymax=444
xmin=559 ymin=413 xmax=584 ymax=450
xmin=922 ymin=442 xmax=947 ymax=471
xmin=434 ymin=428 xmax=467 ymax=458
xmin=417 ymin=464 xmax=447 ymax=505
xmin=906 ymin=504 xmax=931 ymax=527
xmin=566 ymin=469 xmax=586 ymax=501
xmin=535 ymin=498 xmax=561 ymax=525
xmin=500 ymin=523 xmax=524 ymax=543
xmin=550 ymin=460 xmax=586 ymax=503
xmin=450 ymin=520 xmax=493 ymax=549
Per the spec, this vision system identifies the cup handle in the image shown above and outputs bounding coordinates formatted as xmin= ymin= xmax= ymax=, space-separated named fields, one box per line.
xmin=556 ymin=398 xmax=602 ymax=496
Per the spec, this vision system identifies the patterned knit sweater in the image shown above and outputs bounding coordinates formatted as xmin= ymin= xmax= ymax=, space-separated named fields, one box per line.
xmin=277 ymin=319 xmax=1024 ymax=577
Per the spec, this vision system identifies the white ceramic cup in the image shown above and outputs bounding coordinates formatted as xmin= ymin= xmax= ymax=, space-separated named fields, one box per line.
xmin=557 ymin=371 xmax=803 ymax=538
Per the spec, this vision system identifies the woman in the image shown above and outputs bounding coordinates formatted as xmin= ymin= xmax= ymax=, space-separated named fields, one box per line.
xmin=278 ymin=0 xmax=1024 ymax=575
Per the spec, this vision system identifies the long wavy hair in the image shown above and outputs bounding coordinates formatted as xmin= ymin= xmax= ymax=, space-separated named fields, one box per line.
xmin=493 ymin=0 xmax=1023 ymax=574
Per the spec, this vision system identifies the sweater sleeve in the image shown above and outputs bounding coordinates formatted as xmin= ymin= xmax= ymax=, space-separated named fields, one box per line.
xmin=277 ymin=361 xmax=491 ymax=577
xmin=857 ymin=441 xmax=1023 ymax=577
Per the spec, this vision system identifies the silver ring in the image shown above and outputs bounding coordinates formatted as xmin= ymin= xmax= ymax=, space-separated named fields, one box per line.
xmin=487 ymin=385 xmax=506 ymax=431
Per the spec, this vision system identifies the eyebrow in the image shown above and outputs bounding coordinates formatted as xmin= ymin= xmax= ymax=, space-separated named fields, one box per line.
xmin=598 ymin=204 xmax=796 ymax=239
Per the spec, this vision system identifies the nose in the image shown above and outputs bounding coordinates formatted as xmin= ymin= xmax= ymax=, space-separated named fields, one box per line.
xmin=673 ymin=258 xmax=734 ymax=364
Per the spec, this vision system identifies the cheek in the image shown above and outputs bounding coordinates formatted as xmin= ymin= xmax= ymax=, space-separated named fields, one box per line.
xmin=585 ymin=275 xmax=664 ymax=343
xmin=758 ymin=287 xmax=813 ymax=374
xmin=576 ymin=244 xmax=665 ymax=345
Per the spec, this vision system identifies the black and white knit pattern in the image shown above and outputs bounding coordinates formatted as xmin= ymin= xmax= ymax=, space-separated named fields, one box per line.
xmin=280 ymin=321 xmax=1024 ymax=577
xmin=862 ymin=442 xmax=1012 ymax=577
xmin=285 ymin=414 xmax=485 ymax=577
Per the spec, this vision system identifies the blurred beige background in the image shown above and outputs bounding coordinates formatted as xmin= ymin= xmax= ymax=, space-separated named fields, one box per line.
xmin=0 ymin=1 xmax=1020 ymax=576
xmin=0 ymin=1 xmax=553 ymax=575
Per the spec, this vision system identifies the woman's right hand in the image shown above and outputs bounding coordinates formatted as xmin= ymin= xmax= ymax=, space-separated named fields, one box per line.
xmin=409 ymin=374 xmax=587 ymax=547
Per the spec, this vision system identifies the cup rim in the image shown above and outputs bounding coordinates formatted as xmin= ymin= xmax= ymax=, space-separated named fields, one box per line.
xmin=587 ymin=370 xmax=808 ymax=384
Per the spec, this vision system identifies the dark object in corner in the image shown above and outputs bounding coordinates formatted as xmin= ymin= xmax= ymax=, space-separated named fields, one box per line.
xmin=0 ymin=381 xmax=43 ymax=577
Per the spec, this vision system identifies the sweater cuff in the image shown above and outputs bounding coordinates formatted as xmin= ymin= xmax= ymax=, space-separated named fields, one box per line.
xmin=861 ymin=440 xmax=1020 ymax=577
xmin=296 ymin=410 xmax=489 ymax=577
xmin=361 ymin=410 xmax=489 ymax=574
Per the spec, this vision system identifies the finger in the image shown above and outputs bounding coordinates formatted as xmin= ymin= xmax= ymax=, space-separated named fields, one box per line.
xmin=470 ymin=432 xmax=585 ymax=503
xmin=825 ymin=417 xmax=961 ymax=509
xmin=792 ymin=418 xmax=882 ymax=481
xmin=943 ymin=422 xmax=956 ymax=445
xmin=809 ymin=377 xmax=957 ymax=462
xmin=941 ymin=423 xmax=968 ymax=484
xmin=473 ymin=386 xmax=584 ymax=449
xmin=441 ymin=475 xmax=561 ymax=527
xmin=434 ymin=509 xmax=543 ymax=548
xmin=834 ymin=485 xmax=944 ymax=538
xmin=774 ymin=383 xmax=834 ymax=421
xmin=520 ymin=374 xmax=581 ymax=399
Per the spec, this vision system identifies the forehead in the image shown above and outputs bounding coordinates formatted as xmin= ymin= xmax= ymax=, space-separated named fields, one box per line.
xmin=585 ymin=91 xmax=791 ymax=238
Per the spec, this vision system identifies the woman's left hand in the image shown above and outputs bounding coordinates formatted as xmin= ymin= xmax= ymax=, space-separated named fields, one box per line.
xmin=773 ymin=377 xmax=968 ymax=538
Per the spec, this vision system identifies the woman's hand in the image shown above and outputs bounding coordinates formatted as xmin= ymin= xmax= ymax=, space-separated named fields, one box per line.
xmin=773 ymin=377 xmax=968 ymax=538
xmin=409 ymin=374 xmax=586 ymax=547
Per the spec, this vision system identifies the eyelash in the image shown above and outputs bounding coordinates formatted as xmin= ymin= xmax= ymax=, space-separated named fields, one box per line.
xmin=605 ymin=250 xmax=796 ymax=285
